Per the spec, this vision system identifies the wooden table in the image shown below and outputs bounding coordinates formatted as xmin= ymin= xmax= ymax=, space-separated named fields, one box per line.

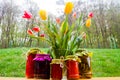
xmin=0 ymin=77 xmax=120 ymax=80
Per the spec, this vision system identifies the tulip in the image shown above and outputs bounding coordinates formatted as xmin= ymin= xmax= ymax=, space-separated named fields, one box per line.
xmin=27 ymin=29 xmax=33 ymax=35
xmin=22 ymin=11 xmax=32 ymax=19
xmin=40 ymin=34 xmax=45 ymax=37
xmin=72 ymin=12 xmax=76 ymax=18
xmin=88 ymin=12 xmax=93 ymax=18
xmin=32 ymin=27 xmax=40 ymax=32
xmin=56 ymin=18 xmax=60 ymax=24
xmin=39 ymin=10 xmax=47 ymax=20
xmin=86 ymin=18 xmax=91 ymax=28
xmin=64 ymin=2 xmax=74 ymax=15
xmin=82 ymin=32 xmax=86 ymax=39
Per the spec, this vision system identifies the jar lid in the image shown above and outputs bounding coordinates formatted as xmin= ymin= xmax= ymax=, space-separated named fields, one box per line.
xmin=27 ymin=48 xmax=41 ymax=56
xmin=66 ymin=55 xmax=81 ymax=62
xmin=51 ymin=59 xmax=63 ymax=64
xmin=33 ymin=54 xmax=52 ymax=61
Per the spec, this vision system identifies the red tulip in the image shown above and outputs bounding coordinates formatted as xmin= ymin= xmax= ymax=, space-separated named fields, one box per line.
xmin=27 ymin=29 xmax=33 ymax=35
xmin=22 ymin=11 xmax=32 ymax=19
xmin=40 ymin=34 xmax=45 ymax=37
xmin=56 ymin=18 xmax=60 ymax=24
xmin=88 ymin=12 xmax=93 ymax=18
xmin=72 ymin=12 xmax=76 ymax=18
xmin=32 ymin=27 xmax=40 ymax=32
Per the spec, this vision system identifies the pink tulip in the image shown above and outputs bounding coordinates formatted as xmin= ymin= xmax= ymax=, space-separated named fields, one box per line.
xmin=88 ymin=12 xmax=93 ymax=18
xmin=72 ymin=12 xmax=77 ymax=18
xmin=22 ymin=11 xmax=32 ymax=19
xmin=56 ymin=18 xmax=60 ymax=24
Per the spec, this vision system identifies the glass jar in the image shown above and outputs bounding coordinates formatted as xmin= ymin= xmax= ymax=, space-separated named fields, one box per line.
xmin=26 ymin=54 xmax=36 ymax=78
xmin=78 ymin=56 xmax=92 ymax=78
xmin=76 ymin=50 xmax=92 ymax=78
xmin=51 ymin=59 xmax=63 ymax=80
xmin=26 ymin=48 xmax=40 ymax=78
xmin=66 ymin=55 xmax=80 ymax=80
xmin=33 ymin=54 xmax=52 ymax=79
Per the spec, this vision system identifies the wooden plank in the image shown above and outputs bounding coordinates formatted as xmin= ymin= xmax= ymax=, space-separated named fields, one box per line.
xmin=0 ymin=77 xmax=120 ymax=80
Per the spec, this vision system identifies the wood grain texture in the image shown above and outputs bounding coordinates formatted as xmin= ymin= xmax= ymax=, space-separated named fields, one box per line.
xmin=0 ymin=77 xmax=120 ymax=80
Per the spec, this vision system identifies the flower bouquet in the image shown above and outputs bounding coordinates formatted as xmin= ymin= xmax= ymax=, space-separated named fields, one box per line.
xmin=23 ymin=1 xmax=93 ymax=79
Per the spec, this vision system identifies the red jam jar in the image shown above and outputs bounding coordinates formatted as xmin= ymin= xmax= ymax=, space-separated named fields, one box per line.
xmin=33 ymin=54 xmax=52 ymax=79
xmin=66 ymin=55 xmax=80 ymax=80
xmin=26 ymin=54 xmax=36 ymax=78
xmin=51 ymin=59 xmax=63 ymax=80
xmin=25 ymin=48 xmax=40 ymax=78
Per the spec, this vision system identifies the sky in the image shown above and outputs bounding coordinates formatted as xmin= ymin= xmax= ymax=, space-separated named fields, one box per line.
xmin=14 ymin=0 xmax=80 ymax=16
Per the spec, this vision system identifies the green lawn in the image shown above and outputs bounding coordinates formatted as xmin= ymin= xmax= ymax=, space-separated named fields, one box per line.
xmin=0 ymin=48 xmax=120 ymax=77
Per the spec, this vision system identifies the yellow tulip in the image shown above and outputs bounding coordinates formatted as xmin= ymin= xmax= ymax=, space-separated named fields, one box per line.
xmin=39 ymin=10 xmax=47 ymax=20
xmin=64 ymin=2 xmax=74 ymax=15
xmin=86 ymin=18 xmax=91 ymax=27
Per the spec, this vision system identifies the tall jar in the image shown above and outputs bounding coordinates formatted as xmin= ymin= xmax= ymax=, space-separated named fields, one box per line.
xmin=33 ymin=54 xmax=52 ymax=79
xmin=50 ymin=59 xmax=63 ymax=80
xmin=66 ymin=55 xmax=80 ymax=80
xmin=25 ymin=48 xmax=40 ymax=78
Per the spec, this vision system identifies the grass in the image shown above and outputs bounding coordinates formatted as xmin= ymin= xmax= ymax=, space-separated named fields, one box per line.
xmin=0 ymin=48 xmax=120 ymax=77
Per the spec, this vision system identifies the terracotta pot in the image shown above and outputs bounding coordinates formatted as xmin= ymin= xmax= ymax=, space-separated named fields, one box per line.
xmin=26 ymin=54 xmax=36 ymax=78
xmin=33 ymin=54 xmax=52 ymax=79
xmin=51 ymin=59 xmax=63 ymax=80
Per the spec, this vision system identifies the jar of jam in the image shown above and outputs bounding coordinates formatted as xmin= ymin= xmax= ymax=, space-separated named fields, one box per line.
xmin=26 ymin=48 xmax=40 ymax=78
xmin=50 ymin=59 xmax=63 ymax=80
xmin=33 ymin=54 xmax=52 ymax=79
xmin=66 ymin=55 xmax=80 ymax=80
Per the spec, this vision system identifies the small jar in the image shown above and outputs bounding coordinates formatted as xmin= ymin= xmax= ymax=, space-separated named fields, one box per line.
xmin=25 ymin=48 xmax=40 ymax=78
xmin=66 ymin=55 xmax=80 ymax=80
xmin=33 ymin=54 xmax=52 ymax=79
xmin=51 ymin=59 xmax=63 ymax=80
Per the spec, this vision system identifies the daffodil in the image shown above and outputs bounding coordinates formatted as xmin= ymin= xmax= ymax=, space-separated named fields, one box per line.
xmin=39 ymin=10 xmax=47 ymax=20
xmin=64 ymin=2 xmax=74 ymax=15
xmin=86 ymin=18 xmax=91 ymax=28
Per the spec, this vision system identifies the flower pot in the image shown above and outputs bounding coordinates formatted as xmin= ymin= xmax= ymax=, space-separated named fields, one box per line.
xmin=33 ymin=54 xmax=52 ymax=79
xmin=26 ymin=54 xmax=36 ymax=78
xmin=66 ymin=55 xmax=80 ymax=80
xmin=50 ymin=59 xmax=63 ymax=80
